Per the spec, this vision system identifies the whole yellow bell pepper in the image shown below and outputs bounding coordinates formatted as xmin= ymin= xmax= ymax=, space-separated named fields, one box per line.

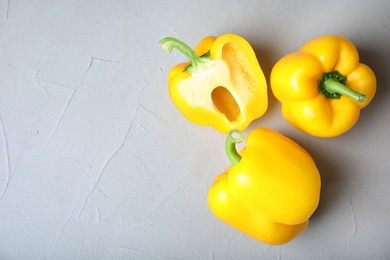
xmin=208 ymin=128 xmax=321 ymax=245
xmin=270 ymin=35 xmax=376 ymax=137
xmin=160 ymin=34 xmax=268 ymax=134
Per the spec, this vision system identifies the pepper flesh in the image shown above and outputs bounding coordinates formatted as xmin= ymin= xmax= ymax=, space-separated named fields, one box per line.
xmin=270 ymin=35 xmax=376 ymax=137
xmin=208 ymin=128 xmax=321 ymax=245
xmin=160 ymin=34 xmax=268 ymax=134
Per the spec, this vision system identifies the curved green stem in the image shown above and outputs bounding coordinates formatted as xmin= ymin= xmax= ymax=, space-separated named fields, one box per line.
xmin=319 ymin=71 xmax=366 ymax=103
xmin=324 ymin=78 xmax=367 ymax=103
xmin=159 ymin=37 xmax=208 ymax=73
xmin=226 ymin=130 xmax=244 ymax=165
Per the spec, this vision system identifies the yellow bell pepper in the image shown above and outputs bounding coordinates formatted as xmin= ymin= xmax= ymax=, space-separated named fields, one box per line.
xmin=270 ymin=35 xmax=376 ymax=137
xmin=160 ymin=34 xmax=268 ymax=134
xmin=208 ymin=128 xmax=321 ymax=245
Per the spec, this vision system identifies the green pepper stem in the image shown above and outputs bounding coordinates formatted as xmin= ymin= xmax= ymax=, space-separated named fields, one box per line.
xmin=159 ymin=37 xmax=206 ymax=72
xmin=324 ymin=78 xmax=367 ymax=103
xmin=226 ymin=130 xmax=244 ymax=165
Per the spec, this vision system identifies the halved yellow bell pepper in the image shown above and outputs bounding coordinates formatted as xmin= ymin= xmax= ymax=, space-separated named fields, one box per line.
xmin=270 ymin=35 xmax=376 ymax=137
xmin=160 ymin=34 xmax=268 ymax=134
xmin=208 ymin=128 xmax=321 ymax=245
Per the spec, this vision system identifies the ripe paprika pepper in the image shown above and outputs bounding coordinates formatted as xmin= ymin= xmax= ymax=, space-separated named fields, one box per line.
xmin=208 ymin=128 xmax=321 ymax=245
xmin=270 ymin=35 xmax=376 ymax=137
xmin=160 ymin=34 xmax=268 ymax=134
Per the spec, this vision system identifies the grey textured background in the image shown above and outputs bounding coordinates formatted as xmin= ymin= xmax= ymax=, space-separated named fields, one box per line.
xmin=1 ymin=0 xmax=390 ymax=259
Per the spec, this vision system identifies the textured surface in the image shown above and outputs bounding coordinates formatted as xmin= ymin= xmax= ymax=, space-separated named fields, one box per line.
xmin=1 ymin=0 xmax=390 ymax=259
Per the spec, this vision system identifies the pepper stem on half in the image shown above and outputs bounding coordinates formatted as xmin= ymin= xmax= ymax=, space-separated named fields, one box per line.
xmin=226 ymin=129 xmax=244 ymax=165
xmin=159 ymin=37 xmax=210 ymax=73
xmin=319 ymin=71 xmax=367 ymax=103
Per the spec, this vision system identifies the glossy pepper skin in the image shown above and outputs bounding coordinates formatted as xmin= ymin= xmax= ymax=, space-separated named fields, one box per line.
xmin=271 ymin=35 xmax=376 ymax=137
xmin=208 ymin=128 xmax=321 ymax=245
xmin=160 ymin=34 xmax=268 ymax=134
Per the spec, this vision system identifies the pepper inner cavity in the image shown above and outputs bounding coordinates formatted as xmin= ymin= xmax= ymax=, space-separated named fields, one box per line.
xmin=211 ymin=86 xmax=241 ymax=122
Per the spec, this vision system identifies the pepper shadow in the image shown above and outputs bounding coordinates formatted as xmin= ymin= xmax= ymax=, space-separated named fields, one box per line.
xmin=293 ymin=136 xmax=349 ymax=223
xmin=357 ymin=47 xmax=390 ymax=125
xmin=251 ymin=45 xmax=280 ymax=116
